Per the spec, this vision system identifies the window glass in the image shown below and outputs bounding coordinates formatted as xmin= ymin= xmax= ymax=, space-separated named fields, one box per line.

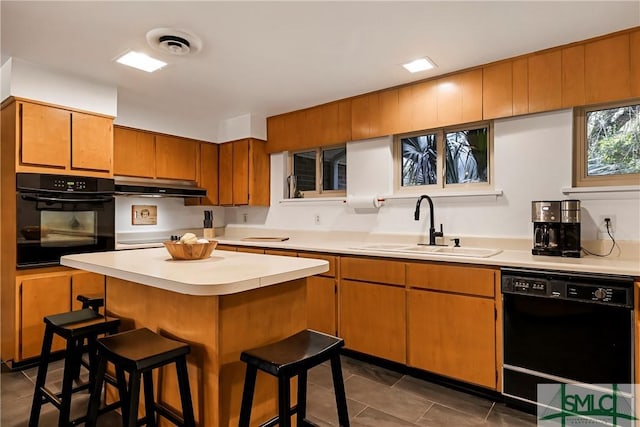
xmin=585 ymin=104 xmax=640 ymax=177
xmin=445 ymin=127 xmax=489 ymax=184
xmin=292 ymin=150 xmax=316 ymax=191
xmin=322 ymin=147 xmax=347 ymax=191
xmin=401 ymin=133 xmax=438 ymax=186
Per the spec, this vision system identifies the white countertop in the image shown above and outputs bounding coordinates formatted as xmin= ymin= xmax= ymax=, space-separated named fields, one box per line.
xmin=112 ymin=230 xmax=640 ymax=277
xmin=61 ymin=248 xmax=329 ymax=296
xmin=209 ymin=236 xmax=640 ymax=277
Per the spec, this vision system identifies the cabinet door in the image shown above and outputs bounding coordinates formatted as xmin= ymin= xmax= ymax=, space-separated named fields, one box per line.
xmin=351 ymin=93 xmax=380 ymax=141
xmin=341 ymin=279 xmax=406 ymax=363
xmin=437 ymin=69 xmax=482 ymax=126
xmin=483 ymin=61 xmax=513 ymax=119
xmin=199 ymin=142 xmax=219 ymax=205
xmin=631 ymin=30 xmax=640 ymax=97
xmin=19 ymin=102 xmax=69 ymax=169
xmin=307 ymin=276 xmax=336 ymax=336
xmin=247 ymin=139 xmax=270 ymax=206
xmin=218 ymin=142 xmax=233 ymax=205
xmin=155 ymin=135 xmax=198 ymax=181
xmin=19 ymin=273 xmax=71 ymax=360
xmin=528 ymin=50 xmax=562 ymax=113
xmin=407 ymin=289 xmax=496 ymax=389
xmin=113 ymin=127 xmax=155 ymax=178
xmin=585 ymin=34 xmax=631 ymax=104
xmin=512 ymin=58 xmax=529 ymax=116
xmin=70 ymin=271 xmax=105 ymax=312
xmin=232 ymin=139 xmax=249 ymax=205
xmin=561 ymin=45 xmax=585 ymax=107
xmin=411 ymin=80 xmax=438 ymax=131
xmin=71 ymin=112 xmax=112 ymax=172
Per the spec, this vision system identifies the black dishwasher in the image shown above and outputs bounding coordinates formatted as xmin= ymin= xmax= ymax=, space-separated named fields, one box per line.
xmin=501 ymin=268 xmax=634 ymax=408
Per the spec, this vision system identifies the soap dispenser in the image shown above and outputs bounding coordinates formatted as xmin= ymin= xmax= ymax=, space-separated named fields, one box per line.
xmin=203 ymin=210 xmax=215 ymax=239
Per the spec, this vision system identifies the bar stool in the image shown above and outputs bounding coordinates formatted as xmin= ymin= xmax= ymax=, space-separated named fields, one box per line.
xmin=238 ymin=329 xmax=350 ymax=427
xmin=86 ymin=327 xmax=196 ymax=427
xmin=28 ymin=307 xmax=120 ymax=427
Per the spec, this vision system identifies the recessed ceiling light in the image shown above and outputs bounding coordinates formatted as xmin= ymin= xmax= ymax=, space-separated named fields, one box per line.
xmin=116 ymin=51 xmax=167 ymax=73
xmin=403 ymin=58 xmax=436 ymax=73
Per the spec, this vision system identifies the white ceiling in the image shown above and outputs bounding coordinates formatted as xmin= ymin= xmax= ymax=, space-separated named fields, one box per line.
xmin=2 ymin=1 xmax=639 ymax=141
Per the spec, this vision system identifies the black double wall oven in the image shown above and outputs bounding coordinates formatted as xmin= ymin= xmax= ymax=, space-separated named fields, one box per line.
xmin=16 ymin=173 xmax=115 ymax=268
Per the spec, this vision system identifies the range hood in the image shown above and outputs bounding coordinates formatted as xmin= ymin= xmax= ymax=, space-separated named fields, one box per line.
xmin=114 ymin=177 xmax=207 ymax=198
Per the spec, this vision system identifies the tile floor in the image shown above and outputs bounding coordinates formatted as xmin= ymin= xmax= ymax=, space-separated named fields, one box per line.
xmin=0 ymin=355 xmax=537 ymax=426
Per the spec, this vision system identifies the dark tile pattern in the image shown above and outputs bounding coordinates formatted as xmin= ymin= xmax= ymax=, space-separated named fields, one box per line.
xmin=1 ymin=355 xmax=537 ymax=426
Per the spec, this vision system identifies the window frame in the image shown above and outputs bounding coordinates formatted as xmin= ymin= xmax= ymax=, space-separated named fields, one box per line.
xmin=393 ymin=121 xmax=494 ymax=194
xmin=573 ymin=99 xmax=640 ymax=188
xmin=288 ymin=143 xmax=347 ymax=198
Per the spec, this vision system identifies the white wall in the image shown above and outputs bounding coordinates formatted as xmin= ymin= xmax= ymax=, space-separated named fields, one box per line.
xmin=1 ymin=57 xmax=117 ymax=116
xmin=115 ymin=196 xmax=225 ymax=233
xmin=228 ymin=109 xmax=640 ymax=241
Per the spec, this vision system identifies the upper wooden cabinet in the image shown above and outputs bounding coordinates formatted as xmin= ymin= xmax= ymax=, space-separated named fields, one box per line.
xmin=114 ymin=126 xmax=200 ymax=182
xmin=585 ymin=34 xmax=631 ymax=104
xmin=113 ymin=127 xmax=155 ymax=178
xmin=483 ymin=61 xmax=514 ymax=119
xmin=561 ymin=45 xmax=586 ymax=107
xmin=411 ymin=79 xmax=438 ymax=130
xmin=512 ymin=58 xmax=529 ymax=116
xmin=528 ymin=50 xmax=562 ymax=113
xmin=197 ymin=142 xmax=219 ymax=206
xmin=631 ymin=30 xmax=640 ymax=97
xmin=351 ymin=92 xmax=380 ymax=141
xmin=436 ymin=69 xmax=483 ymax=127
xmin=266 ymin=100 xmax=350 ymax=153
xmin=10 ymin=99 xmax=113 ymax=177
xmin=155 ymin=134 xmax=198 ymax=181
xmin=218 ymin=138 xmax=269 ymax=206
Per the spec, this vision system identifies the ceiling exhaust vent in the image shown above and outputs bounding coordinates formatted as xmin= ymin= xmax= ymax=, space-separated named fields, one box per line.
xmin=146 ymin=28 xmax=203 ymax=56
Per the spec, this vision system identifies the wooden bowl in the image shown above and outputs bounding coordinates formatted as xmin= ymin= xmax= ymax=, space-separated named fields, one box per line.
xmin=163 ymin=240 xmax=217 ymax=260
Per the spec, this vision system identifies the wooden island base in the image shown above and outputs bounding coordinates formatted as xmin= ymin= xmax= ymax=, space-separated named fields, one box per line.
xmin=105 ymin=276 xmax=307 ymax=426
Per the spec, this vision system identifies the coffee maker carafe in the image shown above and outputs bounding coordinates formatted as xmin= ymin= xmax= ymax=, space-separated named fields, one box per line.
xmin=531 ymin=200 xmax=581 ymax=257
xmin=532 ymin=201 xmax=562 ymax=256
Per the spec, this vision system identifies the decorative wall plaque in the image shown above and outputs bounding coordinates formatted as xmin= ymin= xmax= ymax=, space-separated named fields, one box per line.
xmin=132 ymin=205 xmax=157 ymax=225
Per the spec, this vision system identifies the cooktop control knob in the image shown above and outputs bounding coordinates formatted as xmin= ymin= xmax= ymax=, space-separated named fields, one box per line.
xmin=594 ymin=288 xmax=607 ymax=300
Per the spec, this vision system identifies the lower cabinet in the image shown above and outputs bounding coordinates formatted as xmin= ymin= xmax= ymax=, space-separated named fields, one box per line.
xmin=341 ymin=279 xmax=406 ymax=363
xmin=407 ymin=289 xmax=496 ymax=388
xmin=17 ymin=269 xmax=105 ymax=362
xmin=306 ymin=276 xmax=337 ymax=335
xmin=18 ymin=272 xmax=71 ymax=360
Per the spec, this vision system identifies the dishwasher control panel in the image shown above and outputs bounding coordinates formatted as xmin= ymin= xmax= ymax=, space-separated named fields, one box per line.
xmin=501 ymin=268 xmax=633 ymax=308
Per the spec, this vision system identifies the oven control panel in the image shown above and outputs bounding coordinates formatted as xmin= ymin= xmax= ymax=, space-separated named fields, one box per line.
xmin=51 ymin=177 xmax=89 ymax=191
xmin=501 ymin=269 xmax=633 ymax=308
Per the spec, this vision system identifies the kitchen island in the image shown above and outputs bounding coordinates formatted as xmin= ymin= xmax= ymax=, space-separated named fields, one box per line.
xmin=61 ymin=247 xmax=329 ymax=427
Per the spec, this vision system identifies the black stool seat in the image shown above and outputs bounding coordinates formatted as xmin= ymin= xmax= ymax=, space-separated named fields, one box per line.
xmin=29 ymin=308 xmax=120 ymax=427
xmin=239 ymin=329 xmax=350 ymax=427
xmin=87 ymin=328 xmax=195 ymax=427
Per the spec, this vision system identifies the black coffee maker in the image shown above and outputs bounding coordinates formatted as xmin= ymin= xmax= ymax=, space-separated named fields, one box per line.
xmin=531 ymin=200 xmax=581 ymax=257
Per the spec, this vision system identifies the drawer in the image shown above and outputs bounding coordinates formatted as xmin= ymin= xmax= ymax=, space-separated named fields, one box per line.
xmin=406 ymin=262 xmax=496 ymax=297
xmin=216 ymin=244 xmax=237 ymax=252
xmin=265 ymin=249 xmax=297 ymax=257
xmin=340 ymin=256 xmax=405 ymax=286
xmin=237 ymin=247 xmax=265 ymax=254
xmin=298 ymin=252 xmax=337 ymax=277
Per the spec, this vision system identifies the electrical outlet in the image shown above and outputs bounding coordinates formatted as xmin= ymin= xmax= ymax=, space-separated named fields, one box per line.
xmin=242 ymin=213 xmax=248 ymax=224
xmin=598 ymin=215 xmax=616 ymax=233
xmin=314 ymin=214 xmax=320 ymax=225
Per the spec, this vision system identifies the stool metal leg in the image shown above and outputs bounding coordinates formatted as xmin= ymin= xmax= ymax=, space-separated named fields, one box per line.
xmin=28 ymin=326 xmax=54 ymax=427
xmin=175 ymin=356 xmax=196 ymax=427
xmin=296 ymin=371 xmax=308 ymax=427
xmin=278 ymin=375 xmax=291 ymax=427
xmin=238 ymin=364 xmax=258 ymax=427
xmin=330 ymin=354 xmax=350 ymax=427
xmin=143 ymin=371 xmax=157 ymax=427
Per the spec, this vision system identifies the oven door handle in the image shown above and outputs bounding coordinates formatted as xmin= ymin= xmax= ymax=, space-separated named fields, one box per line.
xmin=21 ymin=194 xmax=114 ymax=203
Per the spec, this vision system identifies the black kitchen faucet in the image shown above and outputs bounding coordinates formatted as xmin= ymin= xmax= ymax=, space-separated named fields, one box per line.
xmin=414 ymin=195 xmax=443 ymax=246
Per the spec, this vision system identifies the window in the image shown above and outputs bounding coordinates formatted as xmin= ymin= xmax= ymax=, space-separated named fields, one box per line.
xmin=289 ymin=145 xmax=346 ymax=197
xmin=574 ymin=101 xmax=640 ymax=187
xmin=396 ymin=122 xmax=492 ymax=192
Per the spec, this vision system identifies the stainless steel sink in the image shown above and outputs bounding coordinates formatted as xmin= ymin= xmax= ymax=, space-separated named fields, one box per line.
xmin=352 ymin=244 xmax=502 ymax=258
